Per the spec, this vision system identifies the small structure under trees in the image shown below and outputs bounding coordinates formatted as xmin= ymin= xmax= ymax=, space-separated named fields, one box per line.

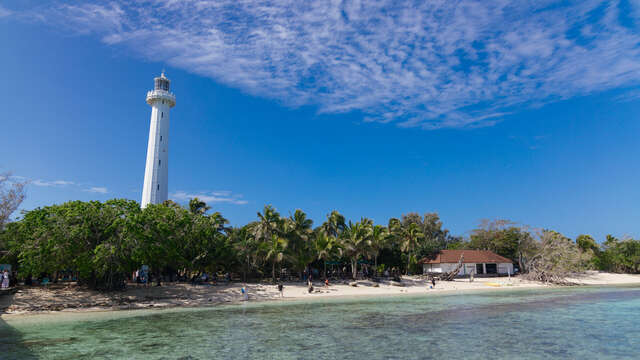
xmin=419 ymin=250 xmax=514 ymax=277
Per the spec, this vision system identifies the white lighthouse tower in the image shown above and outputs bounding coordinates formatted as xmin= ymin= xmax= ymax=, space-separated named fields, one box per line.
xmin=141 ymin=72 xmax=176 ymax=208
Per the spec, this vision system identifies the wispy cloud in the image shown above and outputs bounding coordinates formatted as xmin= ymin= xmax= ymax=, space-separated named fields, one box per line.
xmin=0 ymin=5 xmax=12 ymax=18
xmin=23 ymin=176 xmax=108 ymax=194
xmin=31 ymin=179 xmax=75 ymax=187
xmin=614 ymin=88 xmax=640 ymax=102
xmin=171 ymin=190 xmax=248 ymax=205
xmin=84 ymin=186 xmax=108 ymax=194
xmin=10 ymin=0 xmax=640 ymax=128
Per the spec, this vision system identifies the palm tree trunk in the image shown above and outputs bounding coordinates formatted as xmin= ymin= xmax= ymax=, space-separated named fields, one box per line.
xmin=351 ymin=259 xmax=357 ymax=280
xmin=323 ymin=260 xmax=327 ymax=279
xmin=244 ymin=256 xmax=249 ymax=282
xmin=272 ymin=262 xmax=276 ymax=283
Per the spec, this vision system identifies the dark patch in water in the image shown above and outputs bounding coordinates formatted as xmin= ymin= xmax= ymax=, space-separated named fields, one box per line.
xmin=22 ymin=337 xmax=78 ymax=346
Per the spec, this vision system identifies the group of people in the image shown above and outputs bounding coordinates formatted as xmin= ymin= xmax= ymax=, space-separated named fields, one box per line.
xmin=273 ymin=276 xmax=331 ymax=298
xmin=191 ymin=272 xmax=231 ymax=285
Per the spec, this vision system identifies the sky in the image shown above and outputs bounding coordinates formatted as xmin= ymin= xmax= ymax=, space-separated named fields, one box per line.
xmin=1 ymin=0 xmax=639 ymax=241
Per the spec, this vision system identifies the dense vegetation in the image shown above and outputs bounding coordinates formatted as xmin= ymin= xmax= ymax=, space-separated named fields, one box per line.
xmin=1 ymin=197 xmax=639 ymax=290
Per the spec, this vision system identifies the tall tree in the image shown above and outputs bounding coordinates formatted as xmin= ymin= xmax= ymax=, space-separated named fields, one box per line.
xmin=188 ymin=197 xmax=211 ymax=215
xmin=314 ymin=231 xmax=341 ymax=278
xmin=576 ymin=234 xmax=599 ymax=252
xmin=469 ymin=219 xmax=535 ymax=271
xmin=390 ymin=218 xmax=423 ymax=274
xmin=260 ymin=233 xmax=288 ymax=282
xmin=126 ymin=203 xmax=191 ymax=281
xmin=0 ymin=173 xmax=25 ymax=228
xmin=369 ymin=224 xmax=389 ymax=270
xmin=286 ymin=209 xmax=314 ymax=279
xmin=322 ymin=210 xmax=346 ymax=238
xmin=341 ymin=219 xmax=372 ymax=280
xmin=229 ymin=225 xmax=257 ymax=282
xmin=252 ymin=205 xmax=282 ymax=244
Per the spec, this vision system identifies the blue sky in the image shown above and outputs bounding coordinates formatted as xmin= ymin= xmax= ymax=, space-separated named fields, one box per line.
xmin=1 ymin=1 xmax=639 ymax=241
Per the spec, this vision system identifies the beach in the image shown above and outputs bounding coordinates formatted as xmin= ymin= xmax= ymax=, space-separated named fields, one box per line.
xmin=2 ymin=271 xmax=639 ymax=317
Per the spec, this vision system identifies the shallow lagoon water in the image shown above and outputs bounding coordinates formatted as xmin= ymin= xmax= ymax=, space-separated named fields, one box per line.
xmin=1 ymin=286 xmax=639 ymax=359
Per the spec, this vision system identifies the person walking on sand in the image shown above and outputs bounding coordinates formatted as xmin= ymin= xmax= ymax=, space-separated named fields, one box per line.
xmin=277 ymin=282 xmax=284 ymax=298
xmin=431 ymin=278 xmax=436 ymax=288
xmin=1 ymin=270 xmax=9 ymax=289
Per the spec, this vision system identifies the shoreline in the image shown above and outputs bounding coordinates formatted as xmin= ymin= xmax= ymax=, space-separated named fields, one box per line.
xmin=2 ymin=271 xmax=639 ymax=319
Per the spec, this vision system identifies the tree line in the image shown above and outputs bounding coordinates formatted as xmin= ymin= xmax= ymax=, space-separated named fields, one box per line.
xmin=1 ymin=197 xmax=639 ymax=290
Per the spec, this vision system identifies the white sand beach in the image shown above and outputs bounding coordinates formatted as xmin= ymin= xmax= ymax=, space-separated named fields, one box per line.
xmin=1 ymin=271 xmax=639 ymax=317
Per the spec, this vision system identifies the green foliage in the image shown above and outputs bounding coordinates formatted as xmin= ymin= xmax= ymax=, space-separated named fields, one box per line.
xmin=8 ymin=199 xmax=140 ymax=289
xmin=341 ymin=219 xmax=373 ymax=279
xmin=188 ymin=198 xmax=211 ymax=215
xmin=4 ymin=197 xmax=640 ymax=292
xmin=595 ymin=235 xmax=640 ymax=273
xmin=468 ymin=219 xmax=537 ymax=272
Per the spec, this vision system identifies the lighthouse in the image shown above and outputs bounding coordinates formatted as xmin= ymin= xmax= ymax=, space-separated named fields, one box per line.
xmin=141 ymin=72 xmax=176 ymax=208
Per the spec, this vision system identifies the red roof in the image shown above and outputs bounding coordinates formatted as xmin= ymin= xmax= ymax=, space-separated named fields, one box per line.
xmin=419 ymin=250 xmax=512 ymax=264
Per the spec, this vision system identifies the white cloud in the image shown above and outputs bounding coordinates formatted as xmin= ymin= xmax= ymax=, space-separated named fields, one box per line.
xmin=84 ymin=186 xmax=109 ymax=194
xmin=31 ymin=179 xmax=75 ymax=187
xmin=19 ymin=0 xmax=640 ymax=128
xmin=24 ymin=176 xmax=109 ymax=194
xmin=171 ymin=190 xmax=248 ymax=205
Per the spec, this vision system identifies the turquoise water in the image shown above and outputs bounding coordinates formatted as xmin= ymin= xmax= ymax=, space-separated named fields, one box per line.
xmin=1 ymin=286 xmax=640 ymax=359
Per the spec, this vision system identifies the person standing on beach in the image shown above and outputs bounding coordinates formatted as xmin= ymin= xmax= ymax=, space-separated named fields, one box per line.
xmin=1 ymin=270 xmax=9 ymax=289
xmin=277 ymin=283 xmax=284 ymax=298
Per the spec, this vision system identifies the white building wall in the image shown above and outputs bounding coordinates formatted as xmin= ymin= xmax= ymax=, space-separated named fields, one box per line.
xmin=424 ymin=262 xmax=514 ymax=276
xmin=422 ymin=264 xmax=443 ymax=273
xmin=497 ymin=263 xmax=514 ymax=275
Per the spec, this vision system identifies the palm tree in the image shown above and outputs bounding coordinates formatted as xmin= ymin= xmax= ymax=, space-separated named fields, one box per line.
xmin=314 ymin=231 xmax=342 ymax=278
xmin=341 ymin=219 xmax=373 ymax=280
xmin=286 ymin=210 xmax=314 ymax=279
xmin=188 ymin=197 xmax=211 ymax=215
xmin=252 ymin=205 xmax=282 ymax=244
xmin=261 ymin=234 xmax=288 ymax=282
xmin=230 ymin=225 xmax=257 ymax=282
xmin=369 ymin=224 xmax=389 ymax=272
xmin=390 ymin=218 xmax=424 ymax=275
xmin=322 ymin=210 xmax=346 ymax=238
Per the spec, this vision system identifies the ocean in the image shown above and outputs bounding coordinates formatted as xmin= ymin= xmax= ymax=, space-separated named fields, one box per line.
xmin=1 ymin=285 xmax=639 ymax=359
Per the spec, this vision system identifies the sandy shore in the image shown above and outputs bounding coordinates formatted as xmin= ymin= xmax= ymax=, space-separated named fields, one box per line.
xmin=1 ymin=271 xmax=638 ymax=317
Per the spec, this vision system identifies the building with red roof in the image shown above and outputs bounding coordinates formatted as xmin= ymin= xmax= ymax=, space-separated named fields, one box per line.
xmin=418 ymin=250 xmax=514 ymax=276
